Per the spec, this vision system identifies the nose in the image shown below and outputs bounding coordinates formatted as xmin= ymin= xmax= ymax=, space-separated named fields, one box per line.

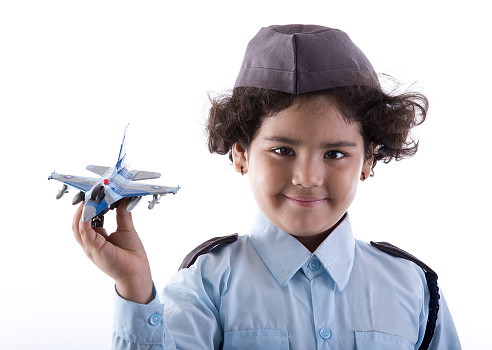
xmin=291 ymin=157 xmax=324 ymax=188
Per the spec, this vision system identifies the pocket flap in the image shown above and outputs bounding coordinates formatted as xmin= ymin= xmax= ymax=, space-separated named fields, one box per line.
xmin=355 ymin=331 xmax=413 ymax=350
xmin=223 ymin=329 xmax=289 ymax=350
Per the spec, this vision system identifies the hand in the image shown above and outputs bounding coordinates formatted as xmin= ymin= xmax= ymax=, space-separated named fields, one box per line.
xmin=72 ymin=199 xmax=153 ymax=304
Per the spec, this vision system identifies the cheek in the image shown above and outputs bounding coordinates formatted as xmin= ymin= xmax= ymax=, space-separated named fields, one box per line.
xmin=248 ymin=157 xmax=287 ymax=196
xmin=329 ymin=164 xmax=361 ymax=198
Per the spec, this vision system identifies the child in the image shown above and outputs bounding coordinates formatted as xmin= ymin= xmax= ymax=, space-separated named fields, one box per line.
xmin=73 ymin=24 xmax=461 ymax=349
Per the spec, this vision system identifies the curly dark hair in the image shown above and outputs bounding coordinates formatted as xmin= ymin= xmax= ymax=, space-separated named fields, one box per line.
xmin=206 ymin=76 xmax=428 ymax=173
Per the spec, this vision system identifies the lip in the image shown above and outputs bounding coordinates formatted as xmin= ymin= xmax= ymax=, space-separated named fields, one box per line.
xmin=283 ymin=195 xmax=327 ymax=208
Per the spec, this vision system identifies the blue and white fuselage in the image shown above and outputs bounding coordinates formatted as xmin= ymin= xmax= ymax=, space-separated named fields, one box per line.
xmin=49 ymin=124 xmax=180 ymax=224
xmin=81 ymin=166 xmax=124 ymax=223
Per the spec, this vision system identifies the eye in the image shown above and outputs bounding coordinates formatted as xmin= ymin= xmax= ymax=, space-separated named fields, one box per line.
xmin=324 ymin=150 xmax=345 ymax=159
xmin=273 ymin=147 xmax=295 ymax=156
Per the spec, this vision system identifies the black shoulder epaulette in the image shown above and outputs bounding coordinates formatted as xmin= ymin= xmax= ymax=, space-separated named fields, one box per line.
xmin=179 ymin=233 xmax=239 ymax=271
xmin=370 ymin=241 xmax=440 ymax=350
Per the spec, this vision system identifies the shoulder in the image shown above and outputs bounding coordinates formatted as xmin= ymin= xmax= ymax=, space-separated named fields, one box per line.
xmin=369 ymin=241 xmax=436 ymax=275
xmin=353 ymin=239 xmax=429 ymax=287
xmin=179 ymin=233 xmax=240 ymax=270
xmin=361 ymin=241 xmax=442 ymax=349
xmin=356 ymin=239 xmax=427 ymax=268
xmin=166 ymin=234 xmax=252 ymax=293
xmin=353 ymin=239 xmax=439 ymax=307
xmin=350 ymin=239 xmax=430 ymax=315
xmin=179 ymin=233 xmax=254 ymax=272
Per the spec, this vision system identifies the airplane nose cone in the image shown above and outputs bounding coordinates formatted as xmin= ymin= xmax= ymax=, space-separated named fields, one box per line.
xmin=82 ymin=205 xmax=97 ymax=222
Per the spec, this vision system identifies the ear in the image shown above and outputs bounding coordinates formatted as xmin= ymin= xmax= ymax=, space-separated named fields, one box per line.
xmin=231 ymin=142 xmax=248 ymax=175
xmin=361 ymin=142 xmax=377 ymax=180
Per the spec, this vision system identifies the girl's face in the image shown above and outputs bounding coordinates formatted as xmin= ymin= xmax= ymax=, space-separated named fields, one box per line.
xmin=233 ymin=95 xmax=373 ymax=240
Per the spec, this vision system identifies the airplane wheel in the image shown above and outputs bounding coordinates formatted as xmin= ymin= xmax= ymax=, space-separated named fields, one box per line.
xmin=91 ymin=216 xmax=104 ymax=228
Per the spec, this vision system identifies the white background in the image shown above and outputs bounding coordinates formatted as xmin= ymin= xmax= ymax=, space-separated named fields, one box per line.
xmin=1 ymin=1 xmax=490 ymax=348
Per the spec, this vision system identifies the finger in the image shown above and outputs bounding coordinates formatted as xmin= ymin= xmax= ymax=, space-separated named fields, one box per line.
xmin=115 ymin=198 xmax=136 ymax=232
xmin=94 ymin=226 xmax=109 ymax=240
xmin=78 ymin=215 xmax=110 ymax=262
xmin=72 ymin=203 xmax=85 ymax=247
xmin=78 ymin=212 xmax=97 ymax=248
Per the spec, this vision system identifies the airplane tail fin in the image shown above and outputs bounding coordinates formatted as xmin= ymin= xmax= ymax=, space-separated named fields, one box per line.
xmin=116 ymin=124 xmax=130 ymax=172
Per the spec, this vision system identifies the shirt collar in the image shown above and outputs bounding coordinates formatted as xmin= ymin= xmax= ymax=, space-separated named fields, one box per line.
xmin=249 ymin=210 xmax=355 ymax=291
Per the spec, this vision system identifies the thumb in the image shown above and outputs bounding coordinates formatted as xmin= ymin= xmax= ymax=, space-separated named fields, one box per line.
xmin=115 ymin=198 xmax=136 ymax=232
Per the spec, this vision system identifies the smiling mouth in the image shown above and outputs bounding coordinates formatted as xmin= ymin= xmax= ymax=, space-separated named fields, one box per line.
xmin=283 ymin=195 xmax=327 ymax=208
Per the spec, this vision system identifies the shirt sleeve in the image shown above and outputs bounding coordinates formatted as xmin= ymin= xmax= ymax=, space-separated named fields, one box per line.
xmin=112 ymin=268 xmax=223 ymax=349
xmin=112 ymin=284 xmax=176 ymax=350
xmin=426 ymin=289 xmax=462 ymax=350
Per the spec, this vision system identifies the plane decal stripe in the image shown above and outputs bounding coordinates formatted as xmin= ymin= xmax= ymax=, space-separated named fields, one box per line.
xmin=119 ymin=167 xmax=134 ymax=180
xmin=110 ymin=179 xmax=126 ymax=193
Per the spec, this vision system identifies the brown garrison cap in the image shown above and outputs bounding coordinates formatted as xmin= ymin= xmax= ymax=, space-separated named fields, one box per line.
xmin=234 ymin=24 xmax=378 ymax=94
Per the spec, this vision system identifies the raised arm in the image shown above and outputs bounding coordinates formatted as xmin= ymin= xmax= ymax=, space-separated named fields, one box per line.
xmin=72 ymin=199 xmax=153 ymax=304
xmin=72 ymin=200 xmax=224 ymax=349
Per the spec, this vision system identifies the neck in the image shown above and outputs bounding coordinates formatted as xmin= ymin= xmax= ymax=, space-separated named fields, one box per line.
xmin=292 ymin=213 xmax=346 ymax=253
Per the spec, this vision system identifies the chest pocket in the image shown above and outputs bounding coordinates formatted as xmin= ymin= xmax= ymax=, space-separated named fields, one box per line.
xmin=355 ymin=331 xmax=413 ymax=350
xmin=222 ymin=329 xmax=289 ymax=350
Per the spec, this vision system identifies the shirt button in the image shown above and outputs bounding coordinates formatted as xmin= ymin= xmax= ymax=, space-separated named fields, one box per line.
xmin=319 ymin=328 xmax=331 ymax=340
xmin=149 ymin=313 xmax=161 ymax=326
xmin=309 ymin=259 xmax=320 ymax=271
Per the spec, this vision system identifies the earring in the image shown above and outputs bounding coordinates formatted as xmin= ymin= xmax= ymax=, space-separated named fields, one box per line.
xmin=361 ymin=172 xmax=366 ymax=181
xmin=241 ymin=166 xmax=244 ymax=176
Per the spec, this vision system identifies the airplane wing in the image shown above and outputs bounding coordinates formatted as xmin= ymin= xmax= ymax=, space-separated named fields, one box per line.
xmin=131 ymin=171 xmax=161 ymax=181
xmin=86 ymin=165 xmax=111 ymax=176
xmin=117 ymin=182 xmax=180 ymax=197
xmin=48 ymin=172 xmax=97 ymax=192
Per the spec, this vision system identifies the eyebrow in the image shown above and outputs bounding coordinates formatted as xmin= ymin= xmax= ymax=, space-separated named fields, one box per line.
xmin=263 ymin=136 xmax=358 ymax=148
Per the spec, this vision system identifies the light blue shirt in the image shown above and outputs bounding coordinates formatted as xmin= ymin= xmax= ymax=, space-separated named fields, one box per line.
xmin=112 ymin=212 xmax=461 ymax=349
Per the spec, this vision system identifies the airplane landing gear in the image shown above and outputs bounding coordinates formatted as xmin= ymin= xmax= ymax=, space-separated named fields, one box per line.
xmin=91 ymin=215 xmax=104 ymax=228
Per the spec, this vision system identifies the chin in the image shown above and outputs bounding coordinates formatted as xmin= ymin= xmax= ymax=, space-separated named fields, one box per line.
xmin=283 ymin=211 xmax=346 ymax=236
xmin=278 ymin=219 xmax=329 ymax=236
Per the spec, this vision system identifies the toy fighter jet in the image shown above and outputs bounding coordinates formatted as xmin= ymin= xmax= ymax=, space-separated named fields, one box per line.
xmin=48 ymin=124 xmax=180 ymax=227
